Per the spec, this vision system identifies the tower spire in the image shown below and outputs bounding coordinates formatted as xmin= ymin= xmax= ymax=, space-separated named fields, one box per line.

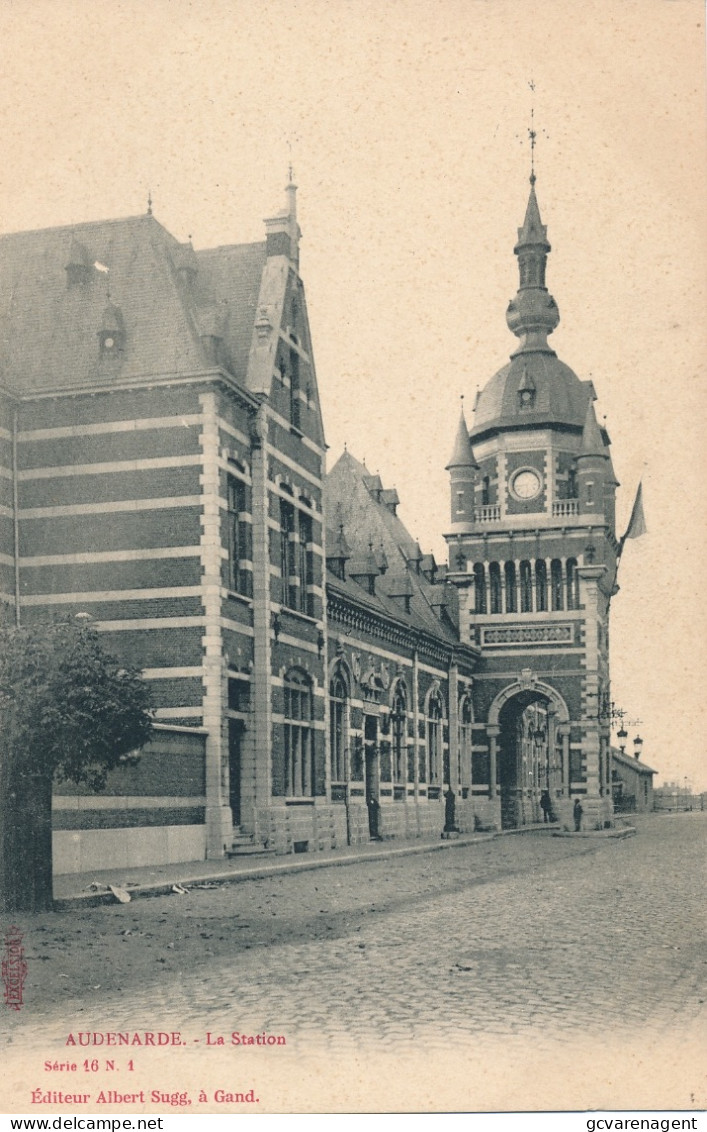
xmin=505 ymin=125 xmax=560 ymax=358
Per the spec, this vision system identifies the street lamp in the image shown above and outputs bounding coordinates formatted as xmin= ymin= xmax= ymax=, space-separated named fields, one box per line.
xmin=633 ymin=735 xmax=643 ymax=761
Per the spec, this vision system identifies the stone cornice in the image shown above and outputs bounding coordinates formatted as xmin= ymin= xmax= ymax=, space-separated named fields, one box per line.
xmin=326 ymin=584 xmax=479 ymax=671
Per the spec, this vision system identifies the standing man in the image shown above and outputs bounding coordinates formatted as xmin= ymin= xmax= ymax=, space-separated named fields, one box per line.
xmin=573 ymin=797 xmax=583 ymax=832
xmin=540 ymin=789 xmax=552 ymax=823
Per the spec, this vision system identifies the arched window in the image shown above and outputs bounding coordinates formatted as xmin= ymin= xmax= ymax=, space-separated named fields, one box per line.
xmin=284 ymin=669 xmax=314 ymax=797
xmin=551 ymin=559 xmax=564 ymax=611
xmin=535 ymin=559 xmax=548 ymax=612
xmin=391 ymin=682 xmax=407 ymax=784
xmin=427 ymin=689 xmax=444 ymax=785
xmin=566 ymin=558 xmax=579 ymax=610
xmin=504 ymin=561 xmax=517 ymax=613
xmin=489 ymin=562 xmax=502 ymax=614
xmin=520 ymin=560 xmax=533 ymax=612
xmin=329 ymin=671 xmax=348 ymax=785
xmin=459 ymin=695 xmax=473 ymax=788
xmin=474 ymin=563 xmax=487 ymax=614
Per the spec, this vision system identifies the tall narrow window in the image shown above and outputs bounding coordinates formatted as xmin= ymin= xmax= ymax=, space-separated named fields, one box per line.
xmin=481 ymin=476 xmax=491 ymax=506
xmin=280 ymin=498 xmax=296 ymax=608
xmin=489 ymin=562 xmax=502 ymax=614
xmin=427 ymin=690 xmax=444 ymax=785
xmin=505 ymin=561 xmax=517 ymax=613
xmin=284 ymin=670 xmax=314 ymax=797
xmin=299 ymin=511 xmax=314 ymax=616
xmin=474 ymin=563 xmax=487 ymax=614
xmin=391 ymin=683 xmax=407 ymax=784
xmin=280 ymin=498 xmax=314 ymax=614
xmin=535 ymin=559 xmax=548 ymax=612
xmin=551 ymin=559 xmax=564 ymax=611
xmin=520 ymin=560 xmax=533 ymax=612
xmin=566 ymin=557 xmax=579 ymax=610
xmin=289 ymin=350 xmax=301 ymax=430
xmin=329 ymin=672 xmax=348 ymax=785
xmin=227 ymin=476 xmax=251 ymax=596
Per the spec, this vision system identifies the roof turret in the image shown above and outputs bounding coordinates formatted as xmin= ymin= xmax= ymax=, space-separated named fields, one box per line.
xmin=446 ymin=409 xmax=477 ymax=469
xmin=578 ymin=400 xmax=609 ymax=459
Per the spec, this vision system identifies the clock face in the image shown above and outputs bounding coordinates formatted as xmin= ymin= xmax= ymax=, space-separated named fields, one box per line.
xmin=511 ymin=469 xmax=542 ymax=500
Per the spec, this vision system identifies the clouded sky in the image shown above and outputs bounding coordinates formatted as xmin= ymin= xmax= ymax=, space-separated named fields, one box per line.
xmin=0 ymin=0 xmax=704 ymax=787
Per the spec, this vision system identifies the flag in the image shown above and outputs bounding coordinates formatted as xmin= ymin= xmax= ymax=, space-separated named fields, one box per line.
xmin=621 ymin=481 xmax=647 ymax=546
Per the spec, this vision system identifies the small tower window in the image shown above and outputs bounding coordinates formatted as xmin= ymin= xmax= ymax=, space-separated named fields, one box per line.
xmin=567 ymin=465 xmax=578 ymax=499
xmin=566 ymin=558 xmax=579 ymax=610
xmin=473 ymin=563 xmax=487 ymax=614
xmin=489 ymin=562 xmax=502 ymax=614
xmin=520 ymin=560 xmax=533 ymax=612
xmin=535 ymin=559 xmax=548 ymax=612
xmin=504 ymin=561 xmax=517 ymax=613
xmin=551 ymin=559 xmax=564 ymax=611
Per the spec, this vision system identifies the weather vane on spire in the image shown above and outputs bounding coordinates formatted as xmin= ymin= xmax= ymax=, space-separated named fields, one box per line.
xmin=287 ymin=138 xmax=295 ymax=185
xmin=528 ymin=79 xmax=537 ymax=184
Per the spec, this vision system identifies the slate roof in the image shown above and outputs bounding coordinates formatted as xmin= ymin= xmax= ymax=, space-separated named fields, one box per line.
xmin=195 ymin=241 xmax=267 ymax=384
xmin=610 ymin=746 xmax=657 ymax=776
xmin=325 ymin=450 xmax=469 ymax=650
xmin=0 ymin=214 xmax=267 ymax=395
xmin=470 ymin=352 xmax=594 ymax=441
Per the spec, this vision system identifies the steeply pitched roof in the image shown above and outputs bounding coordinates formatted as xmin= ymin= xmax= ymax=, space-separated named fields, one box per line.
xmin=578 ymin=399 xmax=609 ymax=458
xmin=446 ymin=409 xmax=477 ymax=469
xmin=195 ymin=241 xmax=267 ymax=384
xmin=0 ymin=214 xmax=267 ymax=395
xmin=515 ymin=178 xmax=550 ymax=252
xmin=325 ymin=449 xmax=465 ymax=646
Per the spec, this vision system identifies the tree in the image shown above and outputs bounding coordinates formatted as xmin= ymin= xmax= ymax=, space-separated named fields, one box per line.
xmin=0 ymin=617 xmax=154 ymax=912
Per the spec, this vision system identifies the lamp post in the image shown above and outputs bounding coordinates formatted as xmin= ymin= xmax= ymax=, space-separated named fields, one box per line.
xmin=534 ymin=724 xmax=548 ymax=794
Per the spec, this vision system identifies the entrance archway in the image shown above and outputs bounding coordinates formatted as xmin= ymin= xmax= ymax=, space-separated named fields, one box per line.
xmin=491 ymin=678 xmax=568 ymax=830
xmin=498 ymin=693 xmax=549 ymax=829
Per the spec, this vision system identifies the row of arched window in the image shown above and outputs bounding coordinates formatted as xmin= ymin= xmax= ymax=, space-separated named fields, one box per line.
xmin=328 ymin=668 xmax=474 ymax=789
xmin=472 ymin=558 xmax=579 ymax=615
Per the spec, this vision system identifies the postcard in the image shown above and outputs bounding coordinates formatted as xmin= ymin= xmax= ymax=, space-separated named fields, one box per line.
xmin=1 ymin=0 xmax=705 ymax=1118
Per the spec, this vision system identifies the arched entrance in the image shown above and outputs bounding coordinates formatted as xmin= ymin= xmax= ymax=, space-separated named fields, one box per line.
xmin=491 ymin=679 xmax=568 ymax=830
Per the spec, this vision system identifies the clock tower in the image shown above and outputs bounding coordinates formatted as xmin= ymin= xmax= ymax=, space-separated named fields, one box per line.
xmin=446 ymin=175 xmax=619 ymax=832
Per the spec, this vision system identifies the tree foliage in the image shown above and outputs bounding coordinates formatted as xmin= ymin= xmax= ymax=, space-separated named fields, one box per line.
xmin=0 ymin=617 xmax=154 ymax=912
xmin=0 ymin=617 xmax=154 ymax=790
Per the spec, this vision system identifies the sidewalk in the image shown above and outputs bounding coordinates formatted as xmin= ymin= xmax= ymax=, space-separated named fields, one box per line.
xmin=52 ymin=829 xmax=503 ymax=908
xmin=52 ymin=817 xmax=636 ymax=909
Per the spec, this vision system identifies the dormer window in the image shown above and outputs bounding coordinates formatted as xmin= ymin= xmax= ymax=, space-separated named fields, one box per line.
xmin=517 ymin=364 xmax=536 ymax=410
xmin=98 ymin=302 xmax=125 ymax=358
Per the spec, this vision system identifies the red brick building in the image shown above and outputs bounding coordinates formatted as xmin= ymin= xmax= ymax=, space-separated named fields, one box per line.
xmin=0 ymin=173 xmax=626 ymax=873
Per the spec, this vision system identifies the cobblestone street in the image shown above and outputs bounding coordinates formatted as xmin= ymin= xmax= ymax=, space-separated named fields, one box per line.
xmin=2 ymin=814 xmax=705 ymax=1112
